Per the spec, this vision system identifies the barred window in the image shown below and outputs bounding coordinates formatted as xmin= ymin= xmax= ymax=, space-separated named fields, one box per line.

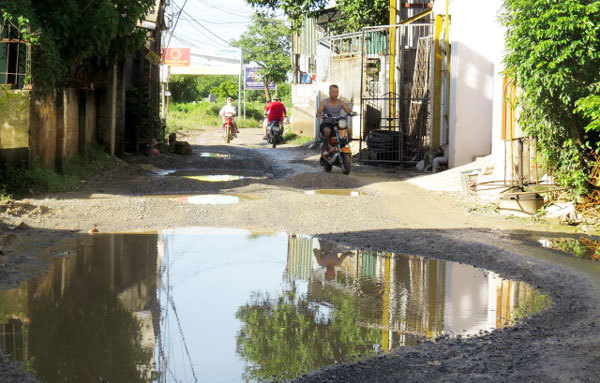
xmin=0 ymin=18 xmax=31 ymax=89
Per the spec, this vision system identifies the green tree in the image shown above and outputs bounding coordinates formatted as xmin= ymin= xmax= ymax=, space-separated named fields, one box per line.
xmin=231 ymin=13 xmax=291 ymax=100
xmin=0 ymin=0 xmax=156 ymax=88
xmin=245 ymin=0 xmax=388 ymax=31
xmin=235 ymin=284 xmax=379 ymax=381
xmin=502 ymin=0 xmax=600 ymax=195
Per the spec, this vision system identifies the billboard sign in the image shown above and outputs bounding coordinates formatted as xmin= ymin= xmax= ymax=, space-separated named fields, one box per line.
xmin=163 ymin=48 xmax=191 ymax=67
xmin=245 ymin=67 xmax=276 ymax=91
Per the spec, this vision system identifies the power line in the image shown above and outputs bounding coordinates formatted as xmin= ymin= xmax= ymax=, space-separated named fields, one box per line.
xmin=167 ymin=0 xmax=191 ymax=48
xmin=178 ymin=17 xmax=231 ymax=47
xmin=179 ymin=17 xmax=250 ymax=25
xmin=191 ymin=0 xmax=251 ymax=19
xmin=175 ymin=5 xmax=235 ymax=47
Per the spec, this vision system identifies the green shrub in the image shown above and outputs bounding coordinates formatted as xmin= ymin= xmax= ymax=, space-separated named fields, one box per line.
xmin=0 ymin=146 xmax=115 ymax=196
xmin=502 ymin=0 xmax=600 ymax=195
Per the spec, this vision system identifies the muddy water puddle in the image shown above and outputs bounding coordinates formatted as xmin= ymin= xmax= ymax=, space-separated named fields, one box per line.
xmin=0 ymin=229 xmax=549 ymax=382
xmin=169 ymin=194 xmax=254 ymax=205
xmin=538 ymin=236 xmax=600 ymax=261
xmin=306 ymin=189 xmax=366 ymax=197
xmin=200 ymin=152 xmax=232 ymax=159
xmin=182 ymin=174 xmax=269 ymax=182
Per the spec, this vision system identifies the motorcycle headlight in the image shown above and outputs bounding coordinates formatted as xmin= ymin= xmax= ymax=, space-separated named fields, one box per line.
xmin=338 ymin=119 xmax=348 ymax=129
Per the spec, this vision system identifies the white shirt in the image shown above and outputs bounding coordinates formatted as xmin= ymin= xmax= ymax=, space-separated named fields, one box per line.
xmin=220 ymin=104 xmax=237 ymax=116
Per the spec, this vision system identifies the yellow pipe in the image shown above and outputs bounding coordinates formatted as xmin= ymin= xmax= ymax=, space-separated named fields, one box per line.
xmin=381 ymin=254 xmax=391 ymax=351
xmin=389 ymin=0 xmax=397 ymax=123
xmin=432 ymin=15 xmax=443 ymax=150
xmin=400 ymin=8 xmax=432 ymax=25
xmin=445 ymin=0 xmax=451 ymax=145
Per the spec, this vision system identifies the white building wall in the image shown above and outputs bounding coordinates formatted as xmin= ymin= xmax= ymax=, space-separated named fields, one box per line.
xmin=439 ymin=0 xmax=505 ymax=168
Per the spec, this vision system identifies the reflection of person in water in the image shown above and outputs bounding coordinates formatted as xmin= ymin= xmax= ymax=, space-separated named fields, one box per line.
xmin=313 ymin=241 xmax=353 ymax=280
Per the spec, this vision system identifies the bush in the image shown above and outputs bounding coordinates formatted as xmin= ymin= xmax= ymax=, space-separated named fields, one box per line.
xmin=502 ymin=0 xmax=600 ymax=195
xmin=0 ymin=145 xmax=115 ymax=196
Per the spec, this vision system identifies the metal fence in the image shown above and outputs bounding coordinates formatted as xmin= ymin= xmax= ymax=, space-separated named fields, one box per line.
xmin=359 ymin=23 xmax=434 ymax=164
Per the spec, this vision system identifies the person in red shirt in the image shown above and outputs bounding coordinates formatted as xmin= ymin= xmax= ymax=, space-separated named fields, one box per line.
xmin=263 ymin=96 xmax=287 ymax=140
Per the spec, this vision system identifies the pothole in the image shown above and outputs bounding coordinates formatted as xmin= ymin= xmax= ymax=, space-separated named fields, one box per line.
xmin=0 ymin=228 xmax=550 ymax=383
xmin=170 ymin=194 xmax=253 ymax=205
xmin=181 ymin=174 xmax=269 ymax=182
xmin=538 ymin=236 xmax=600 ymax=261
xmin=305 ymin=189 xmax=366 ymax=196
xmin=200 ymin=152 xmax=232 ymax=159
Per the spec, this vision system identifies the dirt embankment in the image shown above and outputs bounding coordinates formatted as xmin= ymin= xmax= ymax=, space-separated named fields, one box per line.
xmin=1 ymin=128 xmax=599 ymax=382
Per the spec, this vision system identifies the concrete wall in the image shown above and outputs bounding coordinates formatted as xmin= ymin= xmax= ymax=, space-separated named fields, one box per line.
xmin=291 ymin=84 xmax=318 ymax=137
xmin=95 ymin=65 xmax=118 ymax=156
xmin=29 ymin=91 xmax=59 ymax=169
xmin=85 ymin=91 xmax=97 ymax=147
xmin=443 ymin=0 xmax=504 ymax=168
xmin=61 ymin=89 xmax=80 ymax=162
xmin=0 ymin=87 xmax=30 ymax=169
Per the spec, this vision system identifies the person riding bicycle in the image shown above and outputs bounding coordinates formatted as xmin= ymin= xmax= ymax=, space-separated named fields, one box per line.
xmin=263 ymin=96 xmax=287 ymax=140
xmin=316 ymin=84 xmax=355 ymax=156
xmin=219 ymin=97 xmax=240 ymax=136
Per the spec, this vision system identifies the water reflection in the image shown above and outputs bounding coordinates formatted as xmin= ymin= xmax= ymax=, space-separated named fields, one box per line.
xmin=183 ymin=174 xmax=269 ymax=182
xmin=305 ymin=189 xmax=365 ymax=197
xmin=0 ymin=229 xmax=549 ymax=383
xmin=539 ymin=236 xmax=600 ymax=261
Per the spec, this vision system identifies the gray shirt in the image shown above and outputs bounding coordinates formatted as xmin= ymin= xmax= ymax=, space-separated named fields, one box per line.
xmin=324 ymin=98 xmax=344 ymax=117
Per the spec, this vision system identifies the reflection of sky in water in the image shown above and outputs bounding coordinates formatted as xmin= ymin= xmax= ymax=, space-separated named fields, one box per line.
xmin=305 ymin=189 xmax=364 ymax=197
xmin=184 ymin=175 xmax=267 ymax=182
xmin=160 ymin=228 xmax=289 ymax=382
xmin=172 ymin=195 xmax=241 ymax=205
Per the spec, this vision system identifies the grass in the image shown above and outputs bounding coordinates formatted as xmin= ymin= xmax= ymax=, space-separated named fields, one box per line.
xmin=0 ymin=145 xmax=116 ymax=197
xmin=167 ymin=101 xmax=264 ymax=134
xmin=283 ymin=131 xmax=314 ymax=146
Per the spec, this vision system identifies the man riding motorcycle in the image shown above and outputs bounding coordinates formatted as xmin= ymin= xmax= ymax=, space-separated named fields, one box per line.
xmin=219 ymin=97 xmax=239 ymax=137
xmin=263 ymin=96 xmax=287 ymax=140
xmin=316 ymin=84 xmax=355 ymax=156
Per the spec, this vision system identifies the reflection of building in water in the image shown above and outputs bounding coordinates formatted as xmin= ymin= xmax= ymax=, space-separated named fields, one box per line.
xmin=286 ymin=234 xmax=539 ymax=351
xmin=0 ymin=233 xmax=161 ymax=383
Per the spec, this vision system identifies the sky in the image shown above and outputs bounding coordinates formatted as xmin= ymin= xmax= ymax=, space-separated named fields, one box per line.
xmin=166 ymin=0 xmax=261 ymax=51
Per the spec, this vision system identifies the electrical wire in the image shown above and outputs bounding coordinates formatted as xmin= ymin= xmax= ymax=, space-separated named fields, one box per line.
xmin=179 ymin=17 xmax=250 ymax=25
xmin=191 ymin=0 xmax=252 ymax=19
xmin=167 ymin=0 xmax=191 ymax=48
xmin=171 ymin=2 xmax=235 ymax=47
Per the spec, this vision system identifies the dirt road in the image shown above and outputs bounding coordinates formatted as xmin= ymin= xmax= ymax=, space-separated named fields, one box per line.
xmin=1 ymin=128 xmax=600 ymax=382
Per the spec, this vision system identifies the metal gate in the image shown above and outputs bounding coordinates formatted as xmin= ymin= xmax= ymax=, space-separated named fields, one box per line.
xmin=359 ymin=24 xmax=434 ymax=164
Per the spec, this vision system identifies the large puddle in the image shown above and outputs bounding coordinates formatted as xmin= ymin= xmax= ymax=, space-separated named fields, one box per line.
xmin=0 ymin=229 xmax=549 ymax=382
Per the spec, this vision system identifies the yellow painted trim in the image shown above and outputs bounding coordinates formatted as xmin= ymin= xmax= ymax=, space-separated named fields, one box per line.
xmin=432 ymin=15 xmax=443 ymax=150
xmin=400 ymin=9 xmax=432 ymax=25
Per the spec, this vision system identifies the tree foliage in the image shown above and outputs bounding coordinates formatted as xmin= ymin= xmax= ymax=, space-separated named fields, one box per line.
xmin=231 ymin=13 xmax=290 ymax=100
xmin=245 ymin=0 xmax=388 ymax=31
xmin=235 ymin=284 xmax=379 ymax=381
xmin=0 ymin=0 xmax=156 ymax=88
xmin=502 ymin=0 xmax=600 ymax=195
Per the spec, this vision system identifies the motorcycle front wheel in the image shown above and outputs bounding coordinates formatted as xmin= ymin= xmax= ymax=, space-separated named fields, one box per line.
xmin=341 ymin=153 xmax=351 ymax=174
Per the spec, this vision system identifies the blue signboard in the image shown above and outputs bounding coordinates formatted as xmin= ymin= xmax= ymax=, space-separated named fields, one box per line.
xmin=245 ymin=67 xmax=277 ymax=91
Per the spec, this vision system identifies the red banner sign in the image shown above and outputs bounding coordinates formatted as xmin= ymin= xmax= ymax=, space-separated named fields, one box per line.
xmin=163 ymin=48 xmax=191 ymax=67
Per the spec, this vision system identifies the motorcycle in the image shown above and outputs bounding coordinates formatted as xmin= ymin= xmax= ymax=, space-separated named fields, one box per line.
xmin=319 ymin=113 xmax=355 ymax=175
xmin=221 ymin=113 xmax=236 ymax=144
xmin=267 ymin=119 xmax=284 ymax=148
